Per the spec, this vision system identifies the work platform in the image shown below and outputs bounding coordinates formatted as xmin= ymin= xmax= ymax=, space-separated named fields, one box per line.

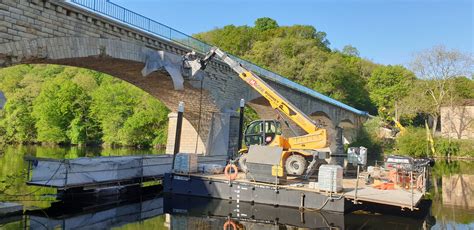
xmin=26 ymin=155 xmax=227 ymax=190
xmin=164 ymin=172 xmax=425 ymax=213
xmin=25 ymin=155 xmax=426 ymax=214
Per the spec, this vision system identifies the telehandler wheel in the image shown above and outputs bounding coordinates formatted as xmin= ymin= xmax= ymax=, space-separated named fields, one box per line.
xmin=238 ymin=153 xmax=248 ymax=173
xmin=285 ymin=154 xmax=307 ymax=175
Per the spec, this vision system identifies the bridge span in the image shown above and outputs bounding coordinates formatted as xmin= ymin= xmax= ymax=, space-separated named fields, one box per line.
xmin=0 ymin=0 xmax=368 ymax=157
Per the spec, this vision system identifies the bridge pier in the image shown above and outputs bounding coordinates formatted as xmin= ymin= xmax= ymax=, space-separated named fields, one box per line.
xmin=166 ymin=111 xmax=239 ymax=157
xmin=166 ymin=113 xmax=206 ymax=155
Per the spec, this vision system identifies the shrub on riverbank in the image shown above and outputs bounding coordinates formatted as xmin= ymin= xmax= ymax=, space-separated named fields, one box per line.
xmin=349 ymin=117 xmax=386 ymax=154
xmin=350 ymin=118 xmax=474 ymax=159
xmin=394 ymin=127 xmax=474 ymax=158
xmin=452 ymin=139 xmax=474 ymax=158
xmin=395 ymin=127 xmax=431 ymax=157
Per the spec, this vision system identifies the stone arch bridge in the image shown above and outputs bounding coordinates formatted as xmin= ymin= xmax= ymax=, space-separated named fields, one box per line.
xmin=0 ymin=0 xmax=368 ymax=157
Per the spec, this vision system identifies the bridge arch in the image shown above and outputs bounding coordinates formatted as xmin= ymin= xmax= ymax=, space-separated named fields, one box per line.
xmin=0 ymin=37 xmax=217 ymax=152
xmin=310 ymin=111 xmax=335 ymax=130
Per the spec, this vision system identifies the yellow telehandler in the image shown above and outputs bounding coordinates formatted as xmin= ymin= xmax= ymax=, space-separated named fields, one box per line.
xmin=185 ymin=47 xmax=329 ymax=176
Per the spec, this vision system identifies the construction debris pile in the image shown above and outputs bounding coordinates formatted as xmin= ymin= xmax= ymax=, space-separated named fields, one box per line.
xmin=362 ymin=155 xmax=432 ymax=192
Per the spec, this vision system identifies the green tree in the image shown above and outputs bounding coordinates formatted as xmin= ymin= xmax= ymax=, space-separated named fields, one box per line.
xmin=395 ymin=127 xmax=430 ymax=157
xmin=368 ymin=65 xmax=415 ymax=121
xmin=0 ymin=65 xmax=33 ymax=95
xmin=0 ymin=65 xmax=48 ymax=144
xmin=194 ymin=25 xmax=254 ymax=56
xmin=32 ymin=77 xmax=92 ymax=144
xmin=254 ymin=17 xmax=279 ymax=31
xmin=90 ymin=78 xmax=139 ymax=146
xmin=450 ymin=76 xmax=474 ymax=99
xmin=119 ymin=95 xmax=169 ymax=147
xmin=313 ymin=53 xmax=374 ymax=112
xmin=342 ymin=45 xmax=360 ymax=57
xmin=0 ymin=93 xmax=37 ymax=143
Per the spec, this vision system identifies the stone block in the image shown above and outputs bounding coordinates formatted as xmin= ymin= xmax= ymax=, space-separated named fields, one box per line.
xmin=56 ymin=5 xmax=63 ymax=14
xmin=8 ymin=6 xmax=23 ymax=15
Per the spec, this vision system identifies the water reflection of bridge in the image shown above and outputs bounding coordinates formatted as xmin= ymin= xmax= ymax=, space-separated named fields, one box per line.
xmin=442 ymin=174 xmax=474 ymax=209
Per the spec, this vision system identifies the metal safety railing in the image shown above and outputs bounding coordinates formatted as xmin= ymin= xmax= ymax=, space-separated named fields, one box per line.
xmin=66 ymin=0 xmax=368 ymax=116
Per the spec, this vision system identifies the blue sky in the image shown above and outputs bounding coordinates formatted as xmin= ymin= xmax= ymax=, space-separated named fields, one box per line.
xmin=114 ymin=0 xmax=473 ymax=66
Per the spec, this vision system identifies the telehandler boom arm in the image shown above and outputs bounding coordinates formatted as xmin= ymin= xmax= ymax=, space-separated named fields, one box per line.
xmin=195 ymin=47 xmax=322 ymax=135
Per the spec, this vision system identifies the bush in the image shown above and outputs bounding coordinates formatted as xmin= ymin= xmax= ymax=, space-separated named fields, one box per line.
xmin=457 ymin=139 xmax=474 ymax=157
xmin=349 ymin=117 xmax=384 ymax=154
xmin=394 ymin=127 xmax=473 ymax=158
xmin=435 ymin=138 xmax=460 ymax=157
xmin=395 ymin=127 xmax=430 ymax=157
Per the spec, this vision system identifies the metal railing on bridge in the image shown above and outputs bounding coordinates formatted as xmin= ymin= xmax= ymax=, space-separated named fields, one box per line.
xmin=67 ymin=0 xmax=368 ymax=116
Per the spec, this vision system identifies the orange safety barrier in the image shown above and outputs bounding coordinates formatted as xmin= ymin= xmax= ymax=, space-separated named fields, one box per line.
xmin=224 ymin=164 xmax=239 ymax=181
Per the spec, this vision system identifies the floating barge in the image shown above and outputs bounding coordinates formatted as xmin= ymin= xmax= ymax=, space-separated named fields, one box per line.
xmin=163 ymin=172 xmax=425 ymax=213
xmin=25 ymin=154 xmax=428 ymax=214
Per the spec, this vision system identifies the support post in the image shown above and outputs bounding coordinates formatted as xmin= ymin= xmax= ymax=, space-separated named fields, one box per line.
xmin=172 ymin=102 xmax=184 ymax=171
xmin=354 ymin=164 xmax=359 ymax=203
xmin=422 ymin=167 xmax=426 ymax=195
xmin=26 ymin=160 xmax=31 ymax=181
xmin=410 ymin=170 xmax=414 ymax=211
xmin=64 ymin=160 xmax=69 ymax=189
xmin=300 ymin=193 xmax=305 ymax=210
xmin=237 ymin=99 xmax=245 ymax=152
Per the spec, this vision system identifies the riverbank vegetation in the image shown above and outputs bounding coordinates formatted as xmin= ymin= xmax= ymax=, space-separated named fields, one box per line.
xmin=0 ymin=18 xmax=472 ymax=154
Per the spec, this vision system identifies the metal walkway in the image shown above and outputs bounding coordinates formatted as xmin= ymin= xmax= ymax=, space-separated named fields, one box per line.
xmin=26 ymin=155 xmax=227 ymax=190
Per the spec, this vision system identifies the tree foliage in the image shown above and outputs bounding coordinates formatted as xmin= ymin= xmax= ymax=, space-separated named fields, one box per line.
xmin=368 ymin=65 xmax=415 ymax=121
xmin=450 ymin=76 xmax=474 ymax=99
xmin=196 ymin=17 xmax=376 ymax=113
xmin=342 ymin=45 xmax=360 ymax=57
xmin=254 ymin=17 xmax=279 ymax=31
xmin=32 ymin=77 xmax=91 ymax=144
xmin=0 ymin=65 xmax=170 ymax=147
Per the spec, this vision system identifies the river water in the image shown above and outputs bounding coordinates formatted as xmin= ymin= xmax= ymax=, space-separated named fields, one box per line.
xmin=0 ymin=145 xmax=473 ymax=229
